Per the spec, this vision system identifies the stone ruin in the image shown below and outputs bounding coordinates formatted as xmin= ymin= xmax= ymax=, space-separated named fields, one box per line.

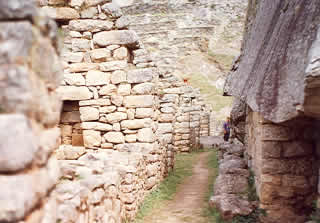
xmin=0 ymin=0 xmax=211 ymax=223
xmin=224 ymin=0 xmax=320 ymax=222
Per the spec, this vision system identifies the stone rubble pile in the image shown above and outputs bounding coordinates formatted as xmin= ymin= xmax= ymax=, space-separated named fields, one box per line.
xmin=0 ymin=1 xmax=62 ymax=222
xmin=209 ymin=141 xmax=253 ymax=220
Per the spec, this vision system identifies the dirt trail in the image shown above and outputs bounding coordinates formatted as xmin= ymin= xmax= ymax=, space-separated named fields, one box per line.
xmin=142 ymin=152 xmax=210 ymax=223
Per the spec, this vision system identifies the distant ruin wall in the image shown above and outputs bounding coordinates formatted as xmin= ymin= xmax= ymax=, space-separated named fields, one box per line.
xmin=0 ymin=1 xmax=62 ymax=222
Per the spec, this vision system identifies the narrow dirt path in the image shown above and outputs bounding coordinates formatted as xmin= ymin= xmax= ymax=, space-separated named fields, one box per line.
xmin=142 ymin=152 xmax=210 ymax=223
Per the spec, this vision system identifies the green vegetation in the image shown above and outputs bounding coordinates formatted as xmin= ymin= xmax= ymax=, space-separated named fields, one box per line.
xmin=202 ymin=149 xmax=224 ymax=222
xmin=134 ymin=151 xmax=200 ymax=222
xmin=309 ymin=200 xmax=320 ymax=222
xmin=188 ymin=74 xmax=233 ymax=112
xmin=208 ymin=50 xmax=235 ymax=71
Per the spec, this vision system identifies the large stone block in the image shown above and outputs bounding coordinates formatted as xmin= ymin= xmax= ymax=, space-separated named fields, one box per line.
xmin=118 ymin=84 xmax=131 ymax=96
xmin=57 ymin=86 xmax=93 ymax=100
xmin=93 ymin=30 xmax=139 ymax=48
xmin=83 ymin=130 xmax=101 ymax=148
xmin=64 ymin=73 xmax=85 ymax=86
xmin=105 ymin=112 xmax=127 ymax=124
xmin=41 ymin=6 xmax=80 ymax=20
xmin=0 ymin=114 xmax=37 ymax=173
xmin=81 ymin=122 xmax=113 ymax=131
xmin=79 ymin=99 xmax=110 ymax=106
xmin=69 ymin=63 xmax=99 ymax=73
xmin=86 ymin=70 xmax=110 ymax=86
xmin=72 ymin=38 xmax=90 ymax=52
xmin=79 ymin=107 xmax=99 ymax=121
xmin=262 ymin=124 xmax=294 ymax=141
xmin=137 ymin=128 xmax=155 ymax=143
xmin=159 ymin=114 xmax=174 ymax=122
xmin=135 ymin=108 xmax=154 ymax=118
xmin=90 ymin=48 xmax=111 ymax=62
xmin=121 ymin=119 xmax=152 ymax=130
xmin=69 ymin=19 xmax=113 ymax=32
xmin=131 ymin=83 xmax=154 ymax=95
xmin=157 ymin=123 xmax=173 ymax=134
xmin=123 ymin=95 xmax=154 ymax=108
xmin=110 ymin=70 xmax=127 ymax=84
xmin=99 ymin=84 xmax=117 ymax=95
xmin=104 ymin=132 xmax=125 ymax=144
xmin=127 ymin=68 xmax=155 ymax=84
xmin=99 ymin=61 xmax=127 ymax=72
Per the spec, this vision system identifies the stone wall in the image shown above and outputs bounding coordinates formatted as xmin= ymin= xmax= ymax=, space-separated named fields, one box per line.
xmin=0 ymin=1 xmax=62 ymax=222
xmin=224 ymin=1 xmax=320 ymax=222
xmin=34 ymin=1 xmax=211 ymax=223
xmin=246 ymin=111 xmax=319 ymax=222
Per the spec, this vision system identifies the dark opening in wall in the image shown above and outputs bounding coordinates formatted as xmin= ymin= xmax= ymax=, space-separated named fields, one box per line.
xmin=60 ymin=100 xmax=84 ymax=147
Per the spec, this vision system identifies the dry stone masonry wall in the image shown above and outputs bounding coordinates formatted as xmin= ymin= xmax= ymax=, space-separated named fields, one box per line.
xmin=225 ymin=1 xmax=320 ymax=222
xmin=0 ymin=1 xmax=213 ymax=223
xmin=0 ymin=1 xmax=62 ymax=222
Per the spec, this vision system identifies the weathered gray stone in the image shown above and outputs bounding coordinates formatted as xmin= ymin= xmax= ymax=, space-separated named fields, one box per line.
xmin=0 ymin=0 xmax=36 ymax=19
xmin=0 ymin=22 xmax=32 ymax=65
xmin=224 ymin=0 xmax=320 ymax=123
xmin=72 ymin=38 xmax=90 ymax=52
xmin=127 ymin=68 xmax=155 ymax=84
xmin=0 ymin=114 xmax=37 ymax=172
xmin=93 ymin=30 xmax=139 ymax=48
xmin=102 ymin=3 xmax=122 ymax=18
xmin=0 ymin=158 xmax=59 ymax=222
xmin=123 ymin=95 xmax=154 ymax=108
xmin=69 ymin=19 xmax=114 ymax=32
xmin=116 ymin=15 xmax=130 ymax=29
xmin=64 ymin=73 xmax=85 ymax=86
xmin=131 ymin=83 xmax=154 ymax=95
xmin=209 ymin=194 xmax=253 ymax=220
xmin=99 ymin=61 xmax=128 ymax=72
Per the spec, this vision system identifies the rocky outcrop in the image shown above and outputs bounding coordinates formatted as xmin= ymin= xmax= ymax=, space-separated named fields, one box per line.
xmin=224 ymin=0 xmax=320 ymax=123
xmin=0 ymin=1 xmax=62 ymax=222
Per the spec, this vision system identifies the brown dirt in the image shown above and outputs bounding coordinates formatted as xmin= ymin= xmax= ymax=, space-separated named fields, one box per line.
xmin=142 ymin=152 xmax=210 ymax=223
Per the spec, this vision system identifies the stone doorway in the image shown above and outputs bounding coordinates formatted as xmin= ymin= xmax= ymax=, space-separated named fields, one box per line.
xmin=60 ymin=100 xmax=84 ymax=147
